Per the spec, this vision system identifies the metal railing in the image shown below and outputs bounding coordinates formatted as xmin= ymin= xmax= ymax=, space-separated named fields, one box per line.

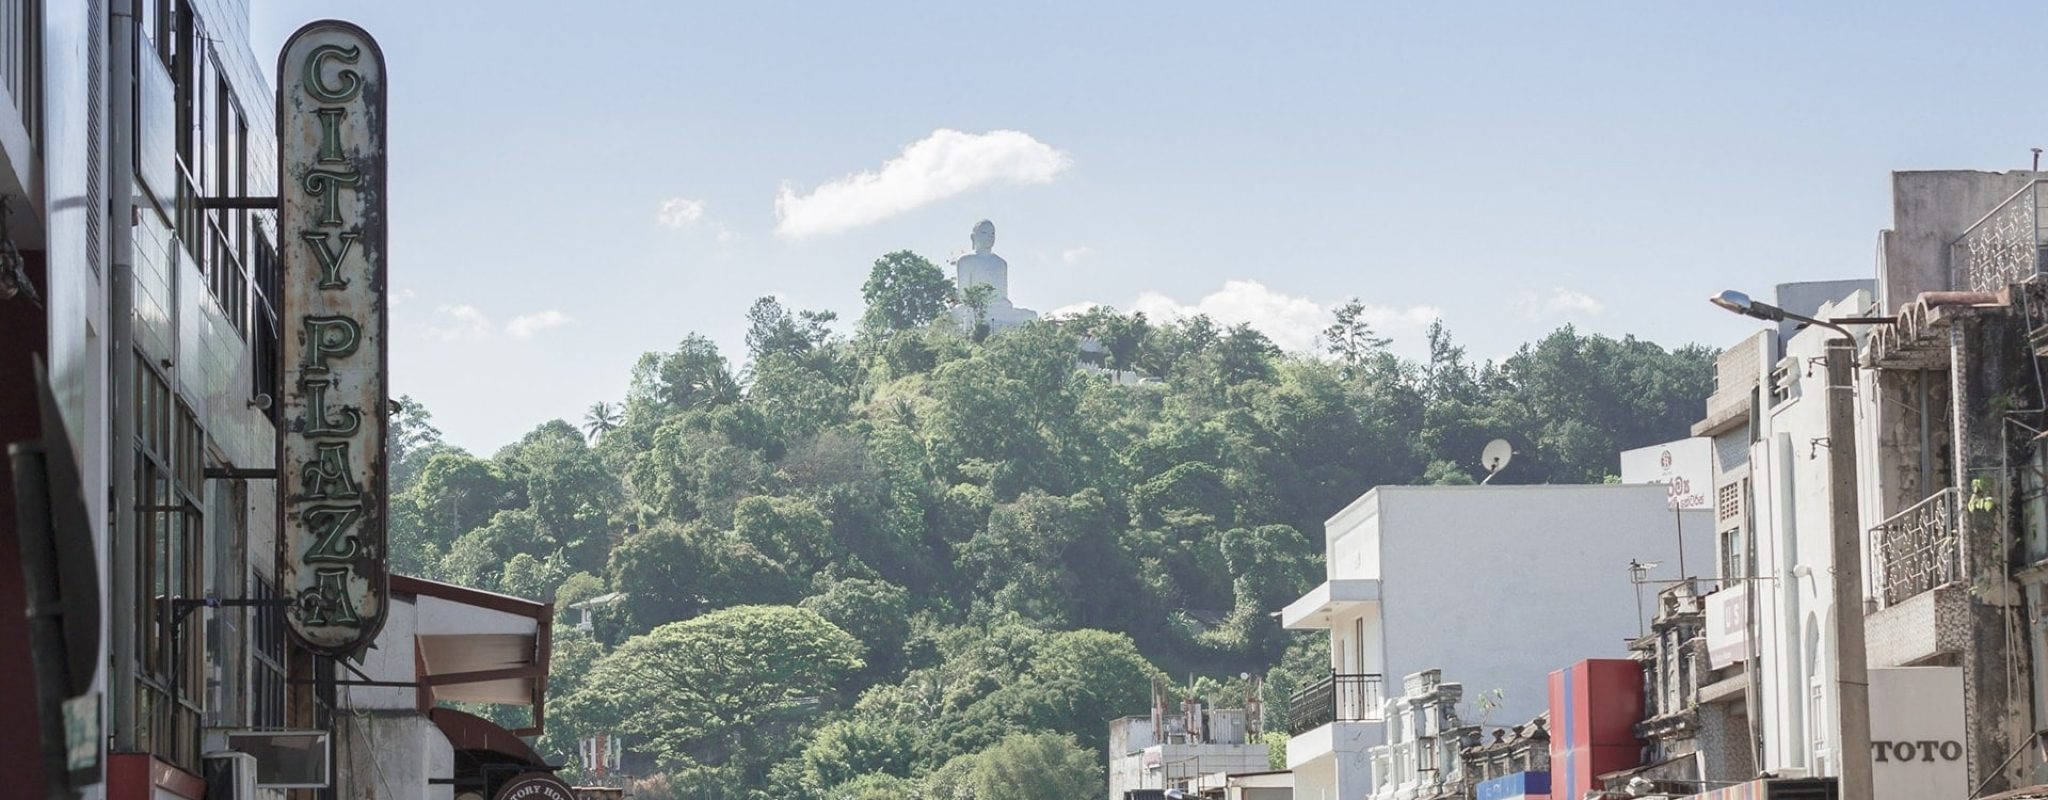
xmin=1953 ymin=180 xmax=2048 ymax=293
xmin=1287 ymin=672 xmax=1385 ymax=736
xmin=1871 ymin=487 xmax=1961 ymax=607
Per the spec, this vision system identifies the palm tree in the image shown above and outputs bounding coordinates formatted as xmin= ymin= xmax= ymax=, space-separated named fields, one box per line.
xmin=582 ymin=401 xmax=621 ymax=441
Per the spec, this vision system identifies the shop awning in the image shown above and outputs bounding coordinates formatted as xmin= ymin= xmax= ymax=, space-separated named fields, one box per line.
xmin=391 ymin=575 xmax=553 ymax=736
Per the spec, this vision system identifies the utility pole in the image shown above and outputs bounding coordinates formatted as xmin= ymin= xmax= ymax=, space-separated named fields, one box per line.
xmin=1825 ymin=338 xmax=1873 ymax=800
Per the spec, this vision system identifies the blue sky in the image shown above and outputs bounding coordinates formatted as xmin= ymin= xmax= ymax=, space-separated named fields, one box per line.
xmin=251 ymin=1 xmax=2047 ymax=454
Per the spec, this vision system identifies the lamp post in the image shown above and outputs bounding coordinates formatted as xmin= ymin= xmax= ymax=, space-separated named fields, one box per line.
xmin=1708 ymin=290 xmax=1873 ymax=800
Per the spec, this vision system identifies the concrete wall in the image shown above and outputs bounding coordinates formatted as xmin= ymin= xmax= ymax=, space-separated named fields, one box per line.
xmin=1374 ymin=485 xmax=1714 ymax=728
xmin=1880 ymin=171 xmax=2044 ymax=313
xmin=333 ymin=712 xmax=454 ymax=800
xmin=1774 ymin=280 xmax=1876 ymax=342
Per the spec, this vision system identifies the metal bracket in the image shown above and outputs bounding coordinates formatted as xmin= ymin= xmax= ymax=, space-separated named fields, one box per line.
xmin=204 ymin=466 xmax=277 ymax=480
xmin=169 ymin=595 xmax=290 ymax=625
xmin=198 ymin=196 xmax=280 ymax=211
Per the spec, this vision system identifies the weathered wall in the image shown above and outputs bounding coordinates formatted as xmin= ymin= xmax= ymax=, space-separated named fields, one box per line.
xmin=1881 ymin=171 xmax=2044 ymax=313
xmin=1948 ymin=311 xmax=2034 ymax=794
xmin=332 ymin=712 xmax=454 ymax=800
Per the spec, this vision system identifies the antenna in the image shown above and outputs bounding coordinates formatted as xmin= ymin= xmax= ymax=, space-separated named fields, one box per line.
xmin=1480 ymin=439 xmax=1515 ymax=484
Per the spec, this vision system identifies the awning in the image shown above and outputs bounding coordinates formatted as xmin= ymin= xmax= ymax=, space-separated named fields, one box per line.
xmin=391 ymin=575 xmax=553 ymax=736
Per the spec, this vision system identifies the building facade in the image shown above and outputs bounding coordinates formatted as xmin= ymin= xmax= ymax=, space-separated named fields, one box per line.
xmin=2 ymin=1 xmax=294 ymax=796
xmin=1279 ymin=484 xmax=1712 ymax=800
xmin=1110 ymin=704 xmax=1270 ymax=800
xmin=0 ymin=5 xmax=559 ymax=798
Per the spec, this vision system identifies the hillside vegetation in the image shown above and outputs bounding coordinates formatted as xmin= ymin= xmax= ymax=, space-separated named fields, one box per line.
xmin=385 ymin=251 xmax=1715 ymax=797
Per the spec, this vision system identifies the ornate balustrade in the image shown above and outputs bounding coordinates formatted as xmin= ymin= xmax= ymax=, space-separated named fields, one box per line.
xmin=1871 ymin=487 xmax=1961 ymax=607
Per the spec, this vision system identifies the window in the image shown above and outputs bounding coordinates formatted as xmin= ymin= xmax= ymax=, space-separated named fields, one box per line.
xmin=251 ymin=233 xmax=281 ymax=420
xmin=251 ymin=576 xmax=287 ymax=728
xmin=134 ymin=358 xmax=204 ymax=771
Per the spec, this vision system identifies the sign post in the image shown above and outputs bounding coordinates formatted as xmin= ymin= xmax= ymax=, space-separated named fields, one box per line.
xmin=276 ymin=20 xmax=389 ymax=654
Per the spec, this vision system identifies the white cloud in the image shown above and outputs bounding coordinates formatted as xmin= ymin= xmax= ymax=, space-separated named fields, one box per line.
xmin=1048 ymin=300 xmax=1106 ymax=318
xmin=1118 ymin=280 xmax=1440 ymax=353
xmin=774 ymin=129 xmax=1073 ymax=238
xmin=428 ymin=304 xmax=493 ymax=341
xmin=1522 ymin=287 xmax=1605 ymax=319
xmin=507 ymin=309 xmax=574 ymax=339
xmin=427 ymin=304 xmax=575 ymax=341
xmin=1061 ymin=246 xmax=1093 ymax=264
xmin=656 ymin=197 xmax=706 ymax=229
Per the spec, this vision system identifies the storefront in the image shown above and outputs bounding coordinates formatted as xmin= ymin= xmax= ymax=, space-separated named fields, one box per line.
xmin=332 ymin=574 xmax=564 ymax=799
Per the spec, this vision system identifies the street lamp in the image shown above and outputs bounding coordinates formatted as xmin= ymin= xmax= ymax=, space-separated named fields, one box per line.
xmin=1707 ymin=289 xmax=1873 ymax=800
xmin=1708 ymin=290 xmax=1856 ymax=339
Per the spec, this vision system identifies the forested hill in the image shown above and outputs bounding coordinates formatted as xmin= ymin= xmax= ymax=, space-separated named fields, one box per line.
xmin=385 ymin=251 xmax=1715 ymax=798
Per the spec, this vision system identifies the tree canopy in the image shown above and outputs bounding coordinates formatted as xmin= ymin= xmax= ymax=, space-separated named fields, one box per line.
xmin=382 ymin=257 xmax=1715 ymax=794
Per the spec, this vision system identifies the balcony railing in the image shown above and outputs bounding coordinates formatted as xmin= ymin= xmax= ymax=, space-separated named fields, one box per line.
xmin=1871 ymin=487 xmax=1961 ymax=607
xmin=1287 ymin=672 xmax=1385 ymax=736
xmin=1953 ymin=181 xmax=2048 ymax=293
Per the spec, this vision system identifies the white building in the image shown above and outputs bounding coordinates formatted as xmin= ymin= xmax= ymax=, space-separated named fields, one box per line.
xmin=1109 ymin=707 xmax=1270 ymax=800
xmin=1690 ymin=171 xmax=2048 ymax=797
xmin=1280 ymin=484 xmax=1711 ymax=800
xmin=333 ymin=575 xmax=556 ymax=799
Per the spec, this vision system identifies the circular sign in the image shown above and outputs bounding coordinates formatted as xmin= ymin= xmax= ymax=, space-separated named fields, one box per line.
xmin=494 ymin=772 xmax=576 ymax=800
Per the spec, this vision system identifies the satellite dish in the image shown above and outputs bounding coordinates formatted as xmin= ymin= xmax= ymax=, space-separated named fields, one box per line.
xmin=1480 ymin=439 xmax=1515 ymax=484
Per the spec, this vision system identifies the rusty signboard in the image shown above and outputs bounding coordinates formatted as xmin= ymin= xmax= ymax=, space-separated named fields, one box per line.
xmin=276 ymin=20 xmax=388 ymax=654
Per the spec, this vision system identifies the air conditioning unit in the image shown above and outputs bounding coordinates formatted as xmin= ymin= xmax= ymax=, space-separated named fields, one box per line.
xmin=225 ymin=730 xmax=331 ymax=788
xmin=202 ymin=751 xmax=256 ymax=800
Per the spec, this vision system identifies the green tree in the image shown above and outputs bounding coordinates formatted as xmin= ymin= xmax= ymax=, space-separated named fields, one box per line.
xmin=583 ymin=401 xmax=622 ymax=440
xmin=629 ymin=334 xmax=741 ymax=415
xmin=956 ymin=490 xmax=1125 ymax=628
xmin=861 ymin=250 xmax=955 ymax=332
xmin=957 ymin=284 xmax=995 ymax=343
xmin=825 ymin=773 xmax=921 ymax=800
xmin=387 ymin=394 xmax=445 ymax=492
xmin=497 ymin=420 xmax=619 ymax=573
xmin=746 ymin=295 xmax=838 ymax=364
xmin=410 ymin=450 xmax=519 ymax=542
xmin=924 ymin=732 xmax=1102 ymax=800
xmin=795 ymin=718 xmax=919 ymax=794
xmin=1322 ymin=298 xmax=1390 ymax=369
xmin=559 ymin=606 xmax=863 ymax=786
xmin=802 ymin=577 xmax=912 ymax=681
xmin=607 ymin=520 xmax=710 ymax=626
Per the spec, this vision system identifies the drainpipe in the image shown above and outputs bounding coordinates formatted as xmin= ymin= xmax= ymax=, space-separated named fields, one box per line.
xmin=106 ymin=0 xmax=137 ymax=753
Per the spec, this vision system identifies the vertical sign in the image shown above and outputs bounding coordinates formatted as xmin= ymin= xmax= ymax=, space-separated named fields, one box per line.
xmin=277 ymin=21 xmax=388 ymax=654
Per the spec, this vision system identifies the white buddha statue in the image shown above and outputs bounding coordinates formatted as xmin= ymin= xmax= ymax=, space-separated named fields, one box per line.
xmin=950 ymin=219 xmax=1037 ymax=331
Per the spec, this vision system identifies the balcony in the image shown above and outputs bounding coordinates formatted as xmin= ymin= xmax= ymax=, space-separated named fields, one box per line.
xmin=1953 ymin=180 xmax=2048 ymax=293
xmin=1871 ymin=487 xmax=1961 ymax=608
xmin=1287 ymin=673 xmax=1385 ymax=736
xmin=1280 ymin=579 xmax=1380 ymax=630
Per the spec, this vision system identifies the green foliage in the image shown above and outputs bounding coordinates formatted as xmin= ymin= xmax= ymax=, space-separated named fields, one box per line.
xmin=416 ymin=287 xmax=1713 ymax=793
xmin=924 ymin=732 xmax=1103 ymax=800
xmin=802 ymin=577 xmax=913 ymax=681
xmin=862 ymin=250 xmax=956 ymax=332
xmin=557 ymin=605 xmax=863 ymax=786
xmin=796 ymin=718 xmax=920 ymax=794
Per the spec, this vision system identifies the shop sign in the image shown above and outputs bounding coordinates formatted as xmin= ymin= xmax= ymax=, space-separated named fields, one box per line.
xmin=495 ymin=772 xmax=576 ymax=800
xmin=1703 ymin=583 xmax=1748 ymax=669
xmin=276 ymin=20 xmax=389 ymax=654
xmin=1620 ymin=438 xmax=1713 ymax=510
xmin=1870 ymin=667 xmax=1966 ymax=800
